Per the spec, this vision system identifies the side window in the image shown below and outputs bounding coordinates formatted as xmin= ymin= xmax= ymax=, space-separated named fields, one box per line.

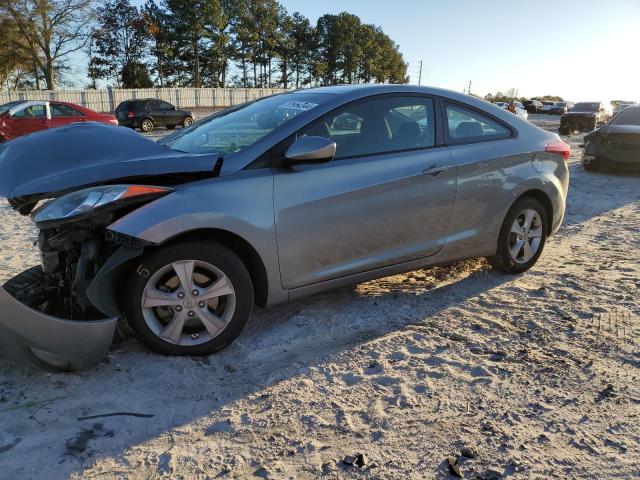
xmin=145 ymin=101 xmax=158 ymax=112
xmin=13 ymin=104 xmax=46 ymax=118
xmin=51 ymin=104 xmax=84 ymax=117
xmin=159 ymin=101 xmax=174 ymax=111
xmin=299 ymin=96 xmax=436 ymax=159
xmin=445 ymin=103 xmax=510 ymax=142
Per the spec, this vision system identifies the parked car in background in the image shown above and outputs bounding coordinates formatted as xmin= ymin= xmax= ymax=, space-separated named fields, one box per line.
xmin=523 ymin=100 xmax=543 ymax=114
xmin=612 ymin=102 xmax=636 ymax=116
xmin=494 ymin=101 xmax=528 ymax=121
xmin=0 ymin=84 xmax=569 ymax=369
xmin=582 ymin=105 xmax=640 ymax=171
xmin=541 ymin=101 xmax=556 ymax=114
xmin=115 ymin=99 xmax=194 ymax=133
xmin=548 ymin=101 xmax=573 ymax=115
xmin=0 ymin=100 xmax=117 ymax=142
xmin=558 ymin=102 xmax=610 ymax=135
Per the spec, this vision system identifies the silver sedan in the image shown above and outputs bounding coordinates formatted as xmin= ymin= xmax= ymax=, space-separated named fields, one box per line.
xmin=0 ymin=85 xmax=569 ymax=369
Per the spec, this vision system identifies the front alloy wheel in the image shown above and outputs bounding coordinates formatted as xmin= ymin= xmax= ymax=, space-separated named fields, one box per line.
xmin=141 ymin=260 xmax=236 ymax=347
xmin=124 ymin=241 xmax=254 ymax=355
xmin=182 ymin=116 xmax=193 ymax=128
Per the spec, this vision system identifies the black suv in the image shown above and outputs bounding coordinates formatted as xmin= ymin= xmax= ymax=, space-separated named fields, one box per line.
xmin=115 ymin=99 xmax=194 ymax=133
xmin=523 ymin=100 xmax=543 ymax=114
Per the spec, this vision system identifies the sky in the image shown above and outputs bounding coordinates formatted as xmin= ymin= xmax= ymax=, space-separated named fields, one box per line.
xmin=115 ymin=0 xmax=640 ymax=103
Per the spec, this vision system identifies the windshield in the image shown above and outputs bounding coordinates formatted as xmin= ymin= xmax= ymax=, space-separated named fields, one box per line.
xmin=162 ymin=93 xmax=329 ymax=155
xmin=610 ymin=108 xmax=640 ymax=126
xmin=0 ymin=101 xmax=24 ymax=115
xmin=572 ymin=102 xmax=599 ymax=113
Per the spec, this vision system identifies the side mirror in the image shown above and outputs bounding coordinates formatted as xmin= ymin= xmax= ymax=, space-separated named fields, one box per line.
xmin=285 ymin=136 xmax=336 ymax=165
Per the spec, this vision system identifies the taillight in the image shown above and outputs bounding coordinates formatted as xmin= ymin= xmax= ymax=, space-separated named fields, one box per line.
xmin=127 ymin=111 xmax=134 ymax=118
xmin=545 ymin=141 xmax=571 ymax=161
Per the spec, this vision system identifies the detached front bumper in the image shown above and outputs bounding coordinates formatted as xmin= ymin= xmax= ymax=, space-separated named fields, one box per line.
xmin=0 ymin=283 xmax=117 ymax=370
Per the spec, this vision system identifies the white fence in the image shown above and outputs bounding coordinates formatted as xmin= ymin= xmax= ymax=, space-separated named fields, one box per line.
xmin=0 ymin=87 xmax=288 ymax=113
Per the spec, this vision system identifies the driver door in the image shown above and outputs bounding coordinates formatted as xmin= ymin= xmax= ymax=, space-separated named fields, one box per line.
xmin=274 ymin=94 xmax=457 ymax=289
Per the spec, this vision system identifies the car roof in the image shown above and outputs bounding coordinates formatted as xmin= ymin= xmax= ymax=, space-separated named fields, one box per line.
xmin=290 ymin=84 xmax=504 ymax=110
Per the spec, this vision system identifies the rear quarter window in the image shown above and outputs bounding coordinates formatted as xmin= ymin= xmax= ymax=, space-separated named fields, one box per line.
xmin=445 ymin=103 xmax=512 ymax=143
xmin=115 ymin=102 xmax=130 ymax=113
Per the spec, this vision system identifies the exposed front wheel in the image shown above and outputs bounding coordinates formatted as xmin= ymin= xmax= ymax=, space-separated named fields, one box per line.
xmin=182 ymin=116 xmax=193 ymax=128
xmin=487 ymin=197 xmax=548 ymax=274
xmin=123 ymin=241 xmax=254 ymax=356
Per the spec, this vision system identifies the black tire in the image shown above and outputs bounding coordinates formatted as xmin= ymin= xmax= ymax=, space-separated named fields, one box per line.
xmin=140 ymin=118 xmax=154 ymax=133
xmin=182 ymin=116 xmax=193 ymax=128
xmin=558 ymin=126 xmax=570 ymax=136
xmin=123 ymin=241 xmax=254 ymax=356
xmin=487 ymin=197 xmax=548 ymax=274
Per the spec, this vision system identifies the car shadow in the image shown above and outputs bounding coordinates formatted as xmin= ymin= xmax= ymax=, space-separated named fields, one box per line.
xmin=3 ymin=261 xmax=512 ymax=477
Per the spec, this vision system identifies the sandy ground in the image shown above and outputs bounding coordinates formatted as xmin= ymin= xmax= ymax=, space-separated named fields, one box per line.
xmin=0 ymin=114 xmax=639 ymax=479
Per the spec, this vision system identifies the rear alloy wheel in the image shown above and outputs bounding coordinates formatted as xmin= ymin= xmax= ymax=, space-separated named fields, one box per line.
xmin=488 ymin=197 xmax=548 ymax=274
xmin=124 ymin=241 xmax=254 ymax=356
xmin=140 ymin=118 xmax=154 ymax=133
xmin=182 ymin=116 xmax=193 ymax=128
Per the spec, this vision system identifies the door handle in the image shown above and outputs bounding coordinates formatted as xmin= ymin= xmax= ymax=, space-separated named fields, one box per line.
xmin=422 ymin=164 xmax=448 ymax=177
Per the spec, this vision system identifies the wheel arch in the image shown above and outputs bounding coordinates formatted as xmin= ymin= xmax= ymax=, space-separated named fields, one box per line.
xmin=158 ymin=228 xmax=269 ymax=307
xmin=512 ymin=189 xmax=554 ymax=236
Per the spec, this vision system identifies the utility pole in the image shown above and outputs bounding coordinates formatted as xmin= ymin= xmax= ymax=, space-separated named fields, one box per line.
xmin=418 ymin=61 xmax=423 ymax=86
xmin=467 ymin=80 xmax=472 ymax=95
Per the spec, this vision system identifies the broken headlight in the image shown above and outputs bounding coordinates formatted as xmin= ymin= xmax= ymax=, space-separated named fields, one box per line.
xmin=32 ymin=185 xmax=173 ymax=225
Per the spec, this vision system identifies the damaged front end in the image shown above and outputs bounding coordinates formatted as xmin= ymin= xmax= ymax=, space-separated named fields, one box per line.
xmin=0 ymin=186 xmax=172 ymax=370
xmin=0 ymin=123 xmax=222 ymax=370
xmin=582 ymin=125 xmax=640 ymax=170
xmin=559 ymin=113 xmax=597 ymax=135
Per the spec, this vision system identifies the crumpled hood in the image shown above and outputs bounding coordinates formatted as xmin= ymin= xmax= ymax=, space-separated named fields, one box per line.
xmin=563 ymin=111 xmax=597 ymax=118
xmin=0 ymin=122 xmax=218 ymax=201
xmin=585 ymin=124 xmax=640 ymax=142
xmin=596 ymin=124 xmax=640 ymax=136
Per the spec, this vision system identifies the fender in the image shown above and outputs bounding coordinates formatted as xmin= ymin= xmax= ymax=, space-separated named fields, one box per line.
xmin=107 ymin=168 xmax=289 ymax=306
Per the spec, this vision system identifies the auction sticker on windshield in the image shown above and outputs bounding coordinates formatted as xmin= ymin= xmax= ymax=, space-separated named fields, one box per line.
xmin=277 ymin=101 xmax=319 ymax=112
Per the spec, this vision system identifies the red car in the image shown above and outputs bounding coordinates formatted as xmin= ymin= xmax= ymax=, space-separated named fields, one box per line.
xmin=0 ymin=100 xmax=118 ymax=142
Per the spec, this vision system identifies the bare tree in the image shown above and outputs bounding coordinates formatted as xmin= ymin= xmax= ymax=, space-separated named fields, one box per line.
xmin=0 ymin=0 xmax=95 ymax=89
